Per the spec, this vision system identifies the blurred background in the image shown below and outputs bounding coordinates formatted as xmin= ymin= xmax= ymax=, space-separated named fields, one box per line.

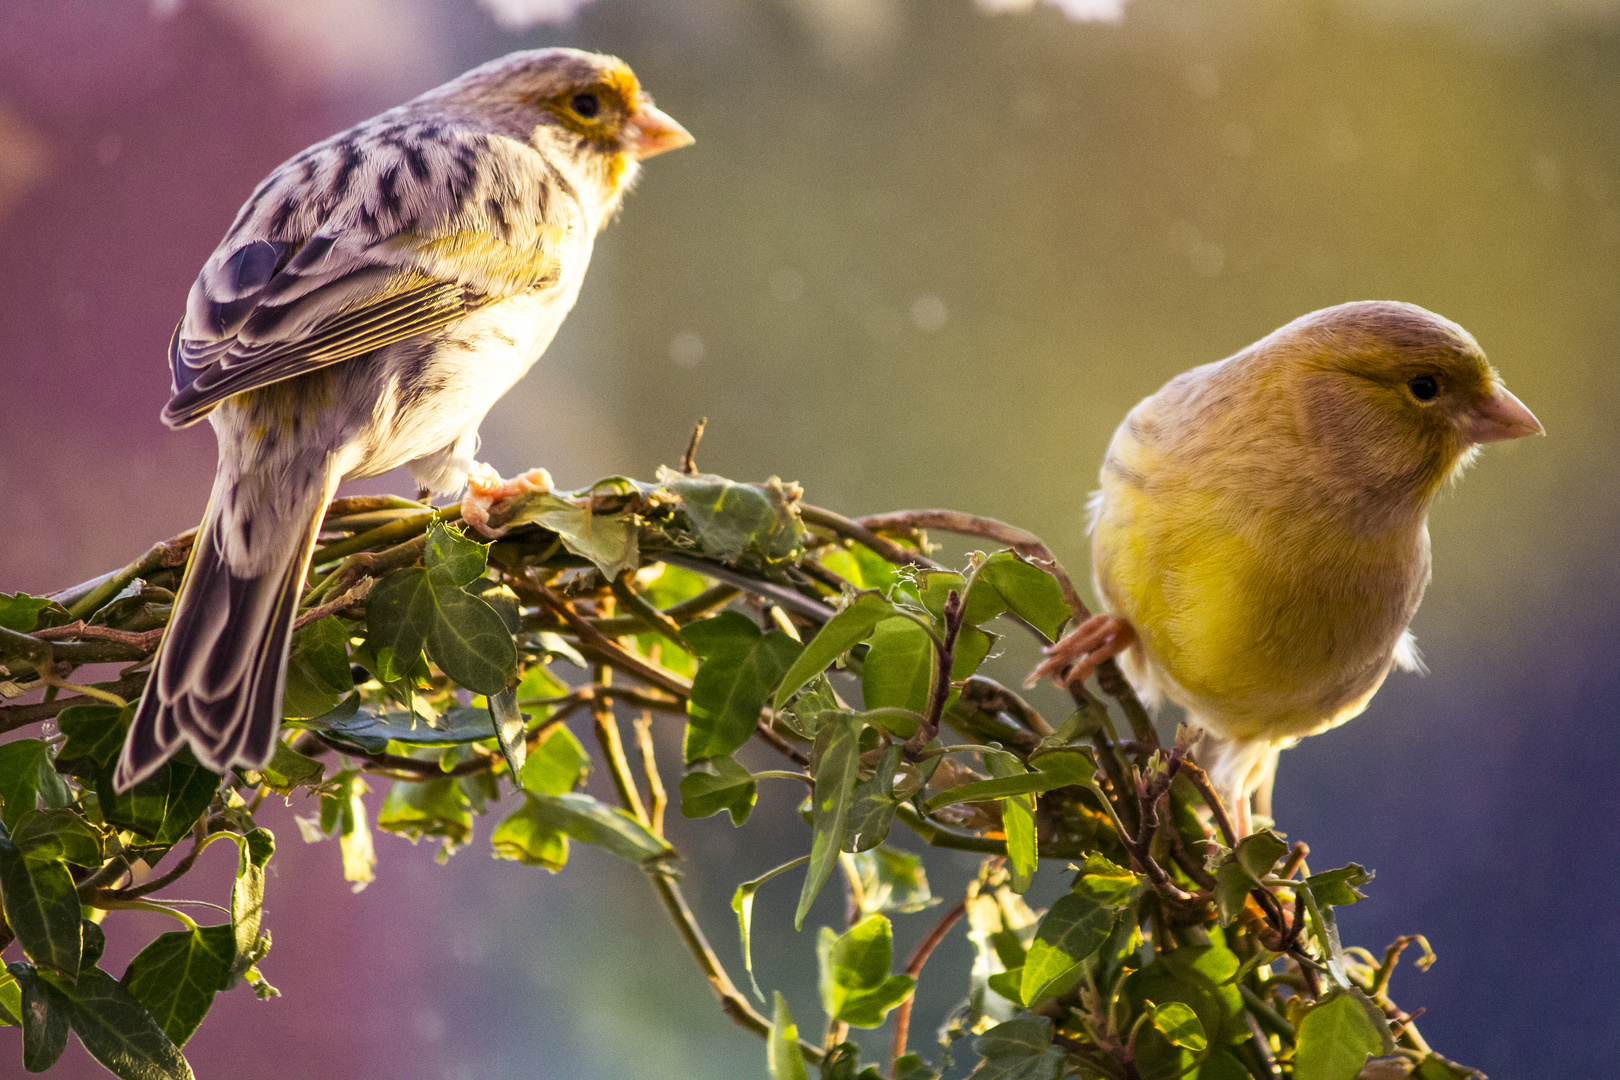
xmin=1 ymin=0 xmax=1616 ymax=1076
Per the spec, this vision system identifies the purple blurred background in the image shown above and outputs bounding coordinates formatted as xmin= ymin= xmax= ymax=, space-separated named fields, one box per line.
xmin=2 ymin=1 xmax=1617 ymax=1076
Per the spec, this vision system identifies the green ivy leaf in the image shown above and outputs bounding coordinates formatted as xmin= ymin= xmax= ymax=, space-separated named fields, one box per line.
xmin=0 ymin=967 xmax=20 ymax=1027
xmin=231 ymin=828 xmax=274 ymax=976
xmin=423 ymin=579 xmax=518 ymax=696
xmin=247 ymin=742 xmax=325 ymax=796
xmin=985 ymin=968 xmax=1025 ymax=1005
xmin=490 ymin=796 xmax=569 ymax=871
xmin=10 ymin=962 xmax=70 ymax=1070
xmin=0 ymin=591 xmax=52 ymax=633
xmin=775 ymin=674 xmax=839 ymax=739
xmin=679 ymin=755 xmax=759 ymax=825
xmin=1146 ymin=999 xmax=1208 ymax=1052
xmin=846 ymin=846 xmax=936 ymax=916
xmin=1211 ymin=831 xmax=1290 ymax=926
xmin=842 ymin=746 xmax=900 ymax=853
xmin=365 ymin=567 xmax=436 ymax=681
xmin=497 ymin=792 xmax=671 ymax=868
xmin=519 ymin=725 xmax=590 ymax=796
xmin=797 ymin=714 xmax=862 ymax=929
xmin=967 ymin=1017 xmax=1066 ymax=1080
xmin=37 ymin=963 xmax=195 ymax=1079
xmin=773 ymin=591 xmax=896 ymax=709
xmin=984 ymin=753 xmax=1037 ymax=894
xmin=1412 ymin=1053 xmax=1487 ymax=1079
xmin=891 ymin=1053 xmax=939 ymax=1080
xmin=861 ymin=616 xmax=934 ymax=714
xmin=732 ymin=855 xmax=811 ymax=1000
xmin=0 ymin=824 xmax=82 ymax=977
xmin=768 ymin=992 xmax=811 ymax=1080
xmin=97 ymin=743 xmax=220 ymax=850
xmin=1294 ymin=988 xmax=1395 ymax=1080
xmin=55 ymin=704 xmax=128 ymax=775
xmin=281 ymin=616 xmax=355 ymax=719
xmin=1019 ymin=889 xmax=1117 ymax=1005
xmin=922 ymin=749 xmax=1094 ymax=813
xmin=487 ymin=687 xmax=527 ymax=778
xmin=366 ymin=541 xmax=518 ymax=696
xmin=1214 ymin=860 xmax=1257 ymax=928
xmin=817 ymin=542 xmax=902 ymax=593
xmin=1305 ymin=864 xmax=1375 ymax=908
xmin=972 ymin=552 xmax=1071 ymax=641
xmin=505 ymin=490 xmax=640 ymax=578
xmin=1236 ymin=829 xmax=1288 ymax=880
xmin=662 ymin=470 xmax=806 ymax=568
xmin=817 ymin=915 xmax=916 ymax=1028
xmin=121 ymin=924 xmax=235 ymax=1046
xmin=0 ymin=740 xmax=54 ymax=831
xmin=378 ymin=776 xmax=472 ymax=850
xmin=13 ymin=809 xmax=103 ymax=868
xmin=1072 ymin=853 xmax=1146 ymax=906
xmin=423 ymin=521 xmax=489 ymax=587
xmin=682 ymin=611 xmax=802 ymax=763
xmin=1126 ymin=936 xmax=1247 ymax=1077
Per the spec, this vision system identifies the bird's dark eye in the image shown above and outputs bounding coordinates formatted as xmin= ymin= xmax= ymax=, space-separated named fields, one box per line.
xmin=1407 ymin=374 xmax=1439 ymax=401
xmin=571 ymin=92 xmax=600 ymax=119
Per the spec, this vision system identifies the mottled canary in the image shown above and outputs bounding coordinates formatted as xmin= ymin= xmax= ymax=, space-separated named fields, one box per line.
xmin=1030 ymin=301 xmax=1543 ymax=833
xmin=115 ymin=49 xmax=691 ymax=790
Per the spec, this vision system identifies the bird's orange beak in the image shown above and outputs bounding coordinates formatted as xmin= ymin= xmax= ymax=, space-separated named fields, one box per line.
xmin=1466 ymin=386 xmax=1544 ymax=443
xmin=625 ymin=102 xmax=693 ymax=161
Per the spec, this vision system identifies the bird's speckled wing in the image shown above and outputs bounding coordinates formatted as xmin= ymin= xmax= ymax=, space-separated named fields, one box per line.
xmin=165 ymin=116 xmax=580 ymax=428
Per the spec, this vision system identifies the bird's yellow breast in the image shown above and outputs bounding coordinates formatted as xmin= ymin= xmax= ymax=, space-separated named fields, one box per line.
xmin=1093 ymin=418 xmax=1429 ymax=743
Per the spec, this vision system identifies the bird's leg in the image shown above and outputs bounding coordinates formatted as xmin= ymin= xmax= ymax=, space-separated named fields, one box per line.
xmin=1228 ymin=791 xmax=1253 ymax=839
xmin=460 ymin=463 xmax=554 ymax=538
xmin=1024 ymin=613 xmax=1137 ymax=689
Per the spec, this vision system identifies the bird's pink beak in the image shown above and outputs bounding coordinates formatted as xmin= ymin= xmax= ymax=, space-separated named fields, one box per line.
xmin=1466 ymin=386 xmax=1544 ymax=444
xmin=625 ymin=102 xmax=693 ymax=161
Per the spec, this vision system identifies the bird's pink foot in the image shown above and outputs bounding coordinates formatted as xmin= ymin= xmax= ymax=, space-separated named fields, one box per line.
xmin=1024 ymin=613 xmax=1137 ymax=689
xmin=460 ymin=464 xmax=553 ymax=538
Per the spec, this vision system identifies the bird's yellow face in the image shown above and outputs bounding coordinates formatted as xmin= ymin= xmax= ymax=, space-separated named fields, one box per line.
xmin=1286 ymin=303 xmax=1542 ymax=505
xmin=442 ymin=48 xmax=693 ymax=202
xmin=537 ymin=67 xmax=691 ymax=161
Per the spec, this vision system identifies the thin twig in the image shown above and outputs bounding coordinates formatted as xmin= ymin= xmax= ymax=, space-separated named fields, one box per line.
xmin=1279 ymin=841 xmax=1310 ymax=880
xmin=682 ymin=417 xmax=707 ymax=474
xmin=1176 ymin=759 xmax=1239 ymax=848
xmin=611 ymin=570 xmax=687 ymax=648
xmin=311 ymin=505 xmax=461 ymax=567
xmin=0 ymin=626 xmax=131 ymax=706
xmin=908 ymin=590 xmax=962 ymax=754
xmin=292 ymin=577 xmax=374 ymax=630
xmin=891 ymin=897 xmax=967 ymax=1073
xmin=799 ymin=505 xmax=942 ymax=571
xmin=533 ymin=583 xmax=694 ymax=698
xmin=852 ymin=508 xmax=1158 ymax=744
xmin=755 ymin=716 xmax=811 ymax=766
xmin=591 ymin=663 xmax=649 ymax=825
xmin=57 ymin=530 xmax=196 ymax=619
xmin=92 ymin=818 xmax=214 ymax=902
xmin=32 ymin=622 xmax=164 ymax=649
xmin=634 ymin=711 xmax=667 ymax=837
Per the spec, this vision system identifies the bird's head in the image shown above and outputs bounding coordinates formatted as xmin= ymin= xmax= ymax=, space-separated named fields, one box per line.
xmin=432 ymin=48 xmax=692 ymax=212
xmin=1275 ymin=301 xmax=1543 ymax=508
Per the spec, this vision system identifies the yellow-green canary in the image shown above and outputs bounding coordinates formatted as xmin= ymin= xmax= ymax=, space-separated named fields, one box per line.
xmin=1029 ymin=301 xmax=1543 ymax=833
xmin=114 ymin=49 xmax=691 ymax=790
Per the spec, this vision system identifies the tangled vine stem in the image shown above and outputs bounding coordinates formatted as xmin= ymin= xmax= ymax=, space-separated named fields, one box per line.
xmin=0 ymin=471 xmax=1458 ymax=1080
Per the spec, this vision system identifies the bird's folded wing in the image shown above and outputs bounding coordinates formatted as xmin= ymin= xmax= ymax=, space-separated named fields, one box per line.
xmin=164 ymin=136 xmax=570 ymax=429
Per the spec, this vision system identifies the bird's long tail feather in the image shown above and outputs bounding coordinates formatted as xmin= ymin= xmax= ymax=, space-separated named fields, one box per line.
xmin=115 ymin=461 xmax=338 ymax=790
